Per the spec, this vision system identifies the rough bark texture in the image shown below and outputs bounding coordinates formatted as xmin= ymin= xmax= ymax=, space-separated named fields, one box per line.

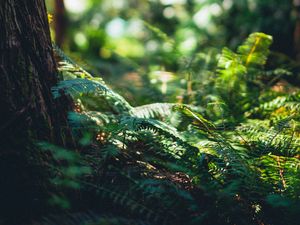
xmin=0 ymin=0 xmax=73 ymax=222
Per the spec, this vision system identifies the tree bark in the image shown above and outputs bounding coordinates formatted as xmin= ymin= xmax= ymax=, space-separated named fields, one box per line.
xmin=0 ymin=0 xmax=73 ymax=222
xmin=54 ymin=0 xmax=67 ymax=47
xmin=294 ymin=0 xmax=300 ymax=60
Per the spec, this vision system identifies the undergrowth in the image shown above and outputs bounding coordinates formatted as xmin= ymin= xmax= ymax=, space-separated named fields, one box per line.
xmin=38 ymin=33 xmax=300 ymax=225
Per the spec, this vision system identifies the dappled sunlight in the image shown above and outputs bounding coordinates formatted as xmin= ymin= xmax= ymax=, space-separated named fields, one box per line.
xmin=3 ymin=0 xmax=300 ymax=224
xmin=64 ymin=0 xmax=90 ymax=13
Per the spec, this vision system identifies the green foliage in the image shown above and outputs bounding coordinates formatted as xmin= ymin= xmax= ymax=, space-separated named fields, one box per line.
xmin=38 ymin=142 xmax=92 ymax=209
xmin=131 ymin=103 xmax=175 ymax=119
xmin=39 ymin=32 xmax=300 ymax=225
xmin=238 ymin=32 xmax=273 ymax=69
xmin=215 ymin=32 xmax=273 ymax=118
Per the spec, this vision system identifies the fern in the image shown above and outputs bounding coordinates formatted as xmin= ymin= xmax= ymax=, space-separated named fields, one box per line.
xmin=52 ymin=78 xmax=110 ymax=99
xmin=40 ymin=34 xmax=300 ymax=225
xmin=131 ymin=103 xmax=175 ymax=119
xmin=238 ymin=32 xmax=273 ymax=69
xmin=246 ymin=92 xmax=300 ymax=119
xmin=53 ymin=47 xmax=133 ymax=114
xmin=214 ymin=33 xmax=274 ymax=119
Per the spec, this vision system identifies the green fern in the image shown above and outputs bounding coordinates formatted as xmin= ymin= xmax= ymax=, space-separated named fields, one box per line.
xmin=238 ymin=32 xmax=273 ymax=69
xmin=131 ymin=103 xmax=175 ymax=119
xmin=43 ymin=34 xmax=300 ymax=225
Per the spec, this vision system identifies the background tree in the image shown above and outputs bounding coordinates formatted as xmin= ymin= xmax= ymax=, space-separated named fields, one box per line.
xmin=54 ymin=0 xmax=67 ymax=47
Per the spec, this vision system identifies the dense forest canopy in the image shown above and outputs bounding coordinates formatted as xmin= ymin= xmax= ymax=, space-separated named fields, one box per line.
xmin=0 ymin=0 xmax=300 ymax=225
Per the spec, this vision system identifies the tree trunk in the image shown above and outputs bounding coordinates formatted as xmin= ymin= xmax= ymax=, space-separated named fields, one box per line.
xmin=0 ymin=0 xmax=73 ymax=222
xmin=54 ymin=0 xmax=67 ymax=47
xmin=294 ymin=0 xmax=300 ymax=62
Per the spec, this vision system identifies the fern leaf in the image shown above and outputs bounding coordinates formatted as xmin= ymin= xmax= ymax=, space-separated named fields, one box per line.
xmin=52 ymin=47 xmax=134 ymax=113
xmin=174 ymin=105 xmax=216 ymax=133
xmin=238 ymin=32 xmax=273 ymax=68
xmin=131 ymin=103 xmax=175 ymax=119
xmin=51 ymin=78 xmax=110 ymax=99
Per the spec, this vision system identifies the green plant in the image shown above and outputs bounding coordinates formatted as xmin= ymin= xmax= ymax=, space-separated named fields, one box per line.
xmin=39 ymin=32 xmax=300 ymax=225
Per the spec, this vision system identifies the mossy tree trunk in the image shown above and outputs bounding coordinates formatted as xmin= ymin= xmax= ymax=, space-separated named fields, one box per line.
xmin=0 ymin=0 xmax=73 ymax=222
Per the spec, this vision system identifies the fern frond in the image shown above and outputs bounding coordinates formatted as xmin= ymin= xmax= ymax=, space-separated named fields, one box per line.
xmin=255 ymin=154 xmax=300 ymax=194
xmin=131 ymin=103 xmax=175 ymax=119
xmin=52 ymin=78 xmax=111 ymax=99
xmin=238 ymin=32 xmax=273 ymax=68
xmin=246 ymin=92 xmax=300 ymax=119
xmin=174 ymin=105 xmax=216 ymax=133
xmin=217 ymin=47 xmax=247 ymax=83
xmin=68 ymin=111 xmax=111 ymax=128
xmin=38 ymin=210 xmax=154 ymax=225
xmin=52 ymin=59 xmax=133 ymax=113
xmin=120 ymin=116 xmax=199 ymax=160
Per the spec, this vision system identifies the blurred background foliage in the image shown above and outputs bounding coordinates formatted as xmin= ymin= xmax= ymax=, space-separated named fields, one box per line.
xmin=39 ymin=2 xmax=300 ymax=224
xmin=46 ymin=0 xmax=299 ymax=106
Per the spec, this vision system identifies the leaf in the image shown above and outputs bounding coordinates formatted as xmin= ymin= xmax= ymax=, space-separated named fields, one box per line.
xmin=47 ymin=13 xmax=53 ymax=24
xmin=174 ymin=105 xmax=216 ymax=132
xmin=238 ymin=32 xmax=273 ymax=68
